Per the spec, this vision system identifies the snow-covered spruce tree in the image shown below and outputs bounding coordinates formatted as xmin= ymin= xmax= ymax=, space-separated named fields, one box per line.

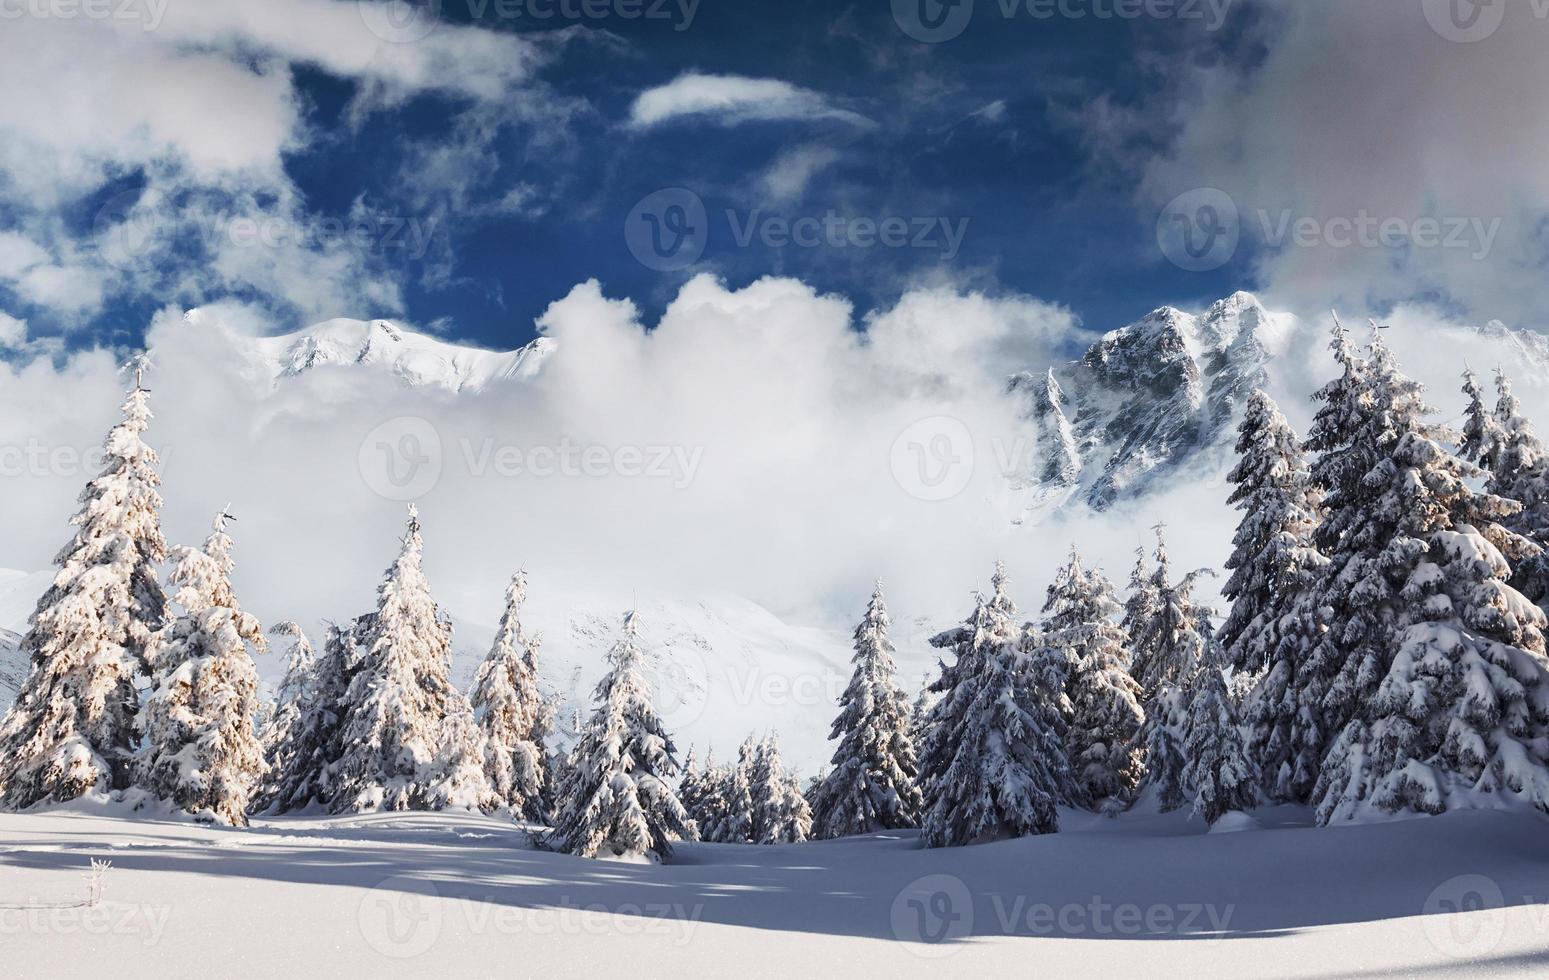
xmin=918 ymin=563 xmax=1069 ymax=846
xmin=329 ymin=506 xmax=491 ymax=813
xmin=1487 ymin=370 xmax=1549 ymax=605
xmin=261 ymin=616 xmax=364 ymax=813
xmin=1041 ymin=550 xmax=1145 ymax=812
xmin=783 ymin=773 xmax=814 ymax=843
xmin=1221 ymin=390 xmax=1335 ymax=804
xmin=470 ymin=570 xmax=549 ymax=821
xmin=1312 ymin=334 xmax=1549 ymax=822
xmin=704 ymin=739 xmax=756 ymax=843
xmin=1181 ymin=642 xmax=1258 ymax=824
xmin=1129 ymin=528 xmax=1215 ymax=699
xmin=750 ymin=735 xmax=810 ymax=844
xmin=1290 ymin=314 xmax=1390 ymax=771
xmin=1459 ymin=368 xmax=1505 ymax=466
xmin=1136 ymin=684 xmax=1189 ymax=812
xmin=1120 ymin=547 xmax=1158 ymax=676
xmin=260 ymin=621 xmax=316 ymax=781
xmin=548 ymin=611 xmax=695 ymax=860
xmin=0 ymin=372 xmax=168 ymax=807
xmin=810 ymin=583 xmax=922 ymax=838
xmin=426 ymin=709 xmax=499 ymax=812
xmin=687 ymin=752 xmax=732 ymax=841
xmin=1219 ymin=390 xmax=1327 ymax=674
xmin=136 ymin=512 xmax=268 ymax=825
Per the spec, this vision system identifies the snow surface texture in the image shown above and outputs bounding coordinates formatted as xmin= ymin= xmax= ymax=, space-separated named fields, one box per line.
xmin=1 ymin=805 xmax=1546 ymax=977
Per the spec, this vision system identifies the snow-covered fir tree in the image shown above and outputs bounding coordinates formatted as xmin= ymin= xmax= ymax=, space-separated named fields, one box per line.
xmin=470 ymin=570 xmax=549 ymax=821
xmin=1120 ymin=547 xmax=1158 ymax=666
xmin=1485 ymin=369 xmax=1549 ymax=605
xmin=1129 ymin=527 xmax=1214 ymax=698
xmin=1292 ymin=314 xmax=1390 ymax=772
xmin=260 ymin=621 xmax=316 ymax=780
xmin=810 ymin=583 xmax=922 ymax=839
xmin=136 ymin=512 xmax=268 ymax=825
xmin=1041 ymin=550 xmax=1145 ymax=812
xmin=261 ymin=616 xmax=363 ymax=813
xmin=1222 ymin=390 xmax=1335 ymax=804
xmin=1220 ymin=390 xmax=1327 ymax=673
xmin=0 ymin=371 xmax=168 ymax=807
xmin=918 ymin=563 xmax=1069 ymax=846
xmin=782 ymin=773 xmax=814 ymax=843
xmin=329 ymin=506 xmax=491 ymax=812
xmin=1312 ymin=335 xmax=1549 ymax=822
xmin=426 ymin=709 xmax=499 ymax=812
xmin=548 ymin=611 xmax=695 ymax=860
xmin=750 ymin=735 xmax=810 ymax=844
xmin=703 ymin=739 xmax=756 ymax=843
xmin=1181 ymin=642 xmax=1258 ymax=824
xmin=1459 ymin=367 xmax=1505 ymax=466
xmin=677 ymin=745 xmax=705 ymax=816
xmin=684 ymin=750 xmax=732 ymax=841
xmin=1136 ymin=685 xmax=1189 ymax=812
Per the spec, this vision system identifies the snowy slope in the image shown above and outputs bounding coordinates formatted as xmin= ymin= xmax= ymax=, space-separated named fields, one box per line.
xmin=1 ymin=805 xmax=1545 ymax=978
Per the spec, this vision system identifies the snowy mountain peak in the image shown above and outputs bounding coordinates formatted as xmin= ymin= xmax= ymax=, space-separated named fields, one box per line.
xmin=184 ymin=310 xmax=556 ymax=393
xmin=1023 ymin=293 xmax=1283 ymax=516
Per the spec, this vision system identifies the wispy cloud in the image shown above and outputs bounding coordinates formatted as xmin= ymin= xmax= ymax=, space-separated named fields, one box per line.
xmin=628 ymin=72 xmax=872 ymax=130
xmin=758 ymin=144 xmax=842 ymax=204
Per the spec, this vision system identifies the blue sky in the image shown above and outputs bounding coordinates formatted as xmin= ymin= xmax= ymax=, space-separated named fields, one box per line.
xmin=3 ymin=1 xmax=1547 ymax=358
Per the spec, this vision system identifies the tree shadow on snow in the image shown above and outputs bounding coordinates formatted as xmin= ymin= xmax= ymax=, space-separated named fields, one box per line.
xmin=2 ymin=806 xmax=1548 ymax=950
